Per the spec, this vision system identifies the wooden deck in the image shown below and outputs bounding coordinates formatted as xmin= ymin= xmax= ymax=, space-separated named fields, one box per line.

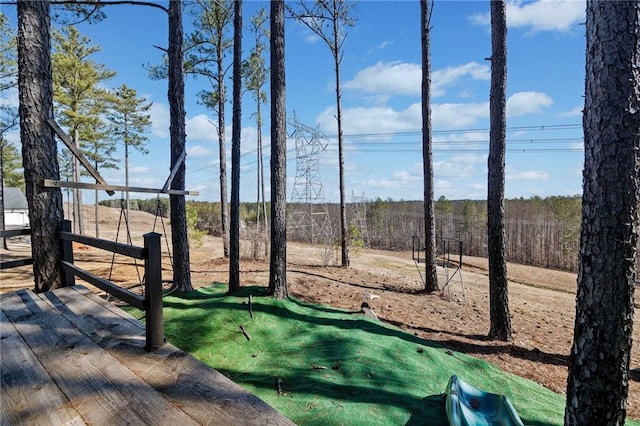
xmin=1 ymin=285 xmax=295 ymax=425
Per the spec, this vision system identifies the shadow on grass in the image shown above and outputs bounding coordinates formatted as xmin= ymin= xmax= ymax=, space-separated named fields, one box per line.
xmin=382 ymin=317 xmax=569 ymax=368
xmin=164 ymin=286 xmax=443 ymax=352
xmin=164 ymin=285 xmax=564 ymax=426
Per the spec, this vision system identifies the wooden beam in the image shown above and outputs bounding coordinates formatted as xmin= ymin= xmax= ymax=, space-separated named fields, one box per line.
xmin=41 ymin=179 xmax=199 ymax=196
xmin=162 ymin=150 xmax=186 ymax=192
xmin=48 ymin=118 xmax=115 ymax=196
xmin=0 ymin=228 xmax=31 ymax=238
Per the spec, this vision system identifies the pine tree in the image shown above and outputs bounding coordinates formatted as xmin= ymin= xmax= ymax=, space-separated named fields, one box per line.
xmin=243 ymin=7 xmax=269 ymax=261
xmin=167 ymin=0 xmax=193 ymax=293
xmin=18 ymin=0 xmax=65 ymax=292
xmin=420 ymin=0 xmax=438 ymax=293
xmin=565 ymin=2 xmax=639 ymax=423
xmin=0 ymin=12 xmax=18 ymax=136
xmin=228 ymin=0 xmax=243 ymax=292
xmin=269 ymin=0 xmax=288 ymax=299
xmin=185 ymin=0 xmax=234 ymax=258
xmin=52 ymin=25 xmax=115 ymax=234
xmin=487 ymin=0 xmax=511 ymax=341
xmin=107 ymin=84 xmax=151 ymax=221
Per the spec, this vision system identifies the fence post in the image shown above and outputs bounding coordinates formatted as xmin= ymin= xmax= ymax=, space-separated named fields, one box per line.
xmin=60 ymin=220 xmax=75 ymax=287
xmin=144 ymin=232 xmax=164 ymax=351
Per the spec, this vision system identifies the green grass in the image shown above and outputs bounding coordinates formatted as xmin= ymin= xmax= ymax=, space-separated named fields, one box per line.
xmin=159 ymin=284 xmax=636 ymax=426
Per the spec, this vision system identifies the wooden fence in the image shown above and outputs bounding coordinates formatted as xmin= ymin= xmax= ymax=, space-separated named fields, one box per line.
xmin=1 ymin=220 xmax=165 ymax=351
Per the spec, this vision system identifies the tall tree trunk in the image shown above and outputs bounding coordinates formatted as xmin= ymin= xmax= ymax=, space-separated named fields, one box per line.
xmin=268 ymin=0 xmax=288 ymax=299
xmin=254 ymin=100 xmax=263 ymax=259
xmin=1 ymin=144 xmax=7 ymax=250
xmin=565 ymin=2 xmax=639 ymax=424
xmin=229 ymin=0 xmax=242 ymax=292
xmin=17 ymin=0 xmax=64 ymax=293
xmin=487 ymin=0 xmax=511 ymax=341
xmin=218 ymin=53 xmax=230 ymax=258
xmin=168 ymin=0 xmax=192 ymax=293
xmin=421 ymin=0 xmax=438 ymax=293
xmin=259 ymin=101 xmax=268 ymax=257
xmin=333 ymin=7 xmax=348 ymax=268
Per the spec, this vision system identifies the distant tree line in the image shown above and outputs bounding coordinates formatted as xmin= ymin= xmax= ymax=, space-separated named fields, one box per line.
xmin=104 ymin=194 xmax=601 ymax=273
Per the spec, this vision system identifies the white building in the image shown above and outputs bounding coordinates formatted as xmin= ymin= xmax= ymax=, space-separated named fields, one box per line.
xmin=4 ymin=187 xmax=29 ymax=228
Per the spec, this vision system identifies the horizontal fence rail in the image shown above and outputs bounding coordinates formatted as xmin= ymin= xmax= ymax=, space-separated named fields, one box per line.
xmin=0 ymin=228 xmax=33 ymax=270
xmin=59 ymin=220 xmax=164 ymax=351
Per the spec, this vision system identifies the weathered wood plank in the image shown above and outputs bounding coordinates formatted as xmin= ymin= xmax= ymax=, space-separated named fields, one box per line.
xmin=0 ymin=310 xmax=86 ymax=425
xmin=45 ymin=286 xmax=296 ymax=426
xmin=2 ymin=289 xmax=199 ymax=425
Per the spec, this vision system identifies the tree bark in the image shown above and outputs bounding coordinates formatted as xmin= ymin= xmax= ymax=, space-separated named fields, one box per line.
xmin=565 ymin=2 xmax=639 ymax=424
xmin=168 ymin=0 xmax=192 ymax=293
xmin=229 ymin=0 xmax=242 ymax=292
xmin=218 ymin=47 xmax=230 ymax=259
xmin=268 ymin=0 xmax=288 ymax=299
xmin=487 ymin=0 xmax=511 ymax=341
xmin=1 ymin=144 xmax=7 ymax=250
xmin=420 ymin=0 xmax=438 ymax=293
xmin=17 ymin=0 xmax=64 ymax=293
xmin=333 ymin=3 xmax=348 ymax=268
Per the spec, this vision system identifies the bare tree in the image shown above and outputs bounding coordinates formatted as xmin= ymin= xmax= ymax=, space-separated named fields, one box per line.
xmin=287 ymin=0 xmax=357 ymax=268
xmin=168 ymin=0 xmax=192 ymax=293
xmin=17 ymin=0 xmax=65 ymax=292
xmin=228 ymin=0 xmax=242 ymax=292
xmin=268 ymin=0 xmax=288 ymax=299
xmin=487 ymin=0 xmax=511 ymax=341
xmin=565 ymin=2 xmax=640 ymax=424
xmin=420 ymin=0 xmax=438 ymax=293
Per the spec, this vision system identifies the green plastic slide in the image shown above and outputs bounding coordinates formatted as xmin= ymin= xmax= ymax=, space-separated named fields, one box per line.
xmin=445 ymin=375 xmax=525 ymax=426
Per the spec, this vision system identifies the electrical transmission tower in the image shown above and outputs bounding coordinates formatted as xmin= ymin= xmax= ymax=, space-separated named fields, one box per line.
xmin=349 ymin=191 xmax=369 ymax=247
xmin=288 ymin=113 xmax=333 ymax=245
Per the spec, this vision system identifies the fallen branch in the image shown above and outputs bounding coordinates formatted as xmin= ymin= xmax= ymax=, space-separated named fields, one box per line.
xmin=240 ymin=325 xmax=251 ymax=341
xmin=249 ymin=294 xmax=253 ymax=318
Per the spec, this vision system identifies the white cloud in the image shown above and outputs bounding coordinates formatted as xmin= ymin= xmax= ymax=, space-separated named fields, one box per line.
xmin=560 ymin=105 xmax=583 ymax=117
xmin=187 ymin=145 xmax=213 ymax=158
xmin=569 ymin=141 xmax=584 ymax=151
xmin=432 ymin=102 xmax=489 ymax=129
xmin=317 ymin=91 xmax=551 ymax=140
xmin=344 ymin=61 xmax=421 ymax=98
xmin=368 ymin=40 xmax=393 ymax=54
xmin=432 ymin=62 xmax=490 ymax=97
xmin=434 ymin=153 xmax=486 ymax=180
xmin=149 ymin=103 xmax=169 ymax=138
xmin=344 ymin=61 xmax=490 ymax=100
xmin=186 ymin=114 xmax=217 ymax=141
xmin=507 ymin=91 xmax=553 ymax=117
xmin=316 ymin=104 xmax=422 ymax=137
xmin=506 ymin=166 xmax=550 ymax=180
xmin=469 ymin=0 xmax=585 ymax=33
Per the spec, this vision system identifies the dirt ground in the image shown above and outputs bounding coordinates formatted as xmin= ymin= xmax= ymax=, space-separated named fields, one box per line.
xmin=2 ymin=206 xmax=639 ymax=420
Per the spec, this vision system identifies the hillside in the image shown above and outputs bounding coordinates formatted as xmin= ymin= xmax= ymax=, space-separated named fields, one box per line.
xmin=2 ymin=204 xmax=639 ymax=420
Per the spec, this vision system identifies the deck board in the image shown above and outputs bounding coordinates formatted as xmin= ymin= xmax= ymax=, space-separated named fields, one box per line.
xmin=1 ymin=286 xmax=295 ymax=426
xmin=0 ymin=311 xmax=85 ymax=425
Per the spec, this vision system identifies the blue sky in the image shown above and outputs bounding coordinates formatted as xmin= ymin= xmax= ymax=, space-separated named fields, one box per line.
xmin=3 ymin=0 xmax=586 ymax=203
